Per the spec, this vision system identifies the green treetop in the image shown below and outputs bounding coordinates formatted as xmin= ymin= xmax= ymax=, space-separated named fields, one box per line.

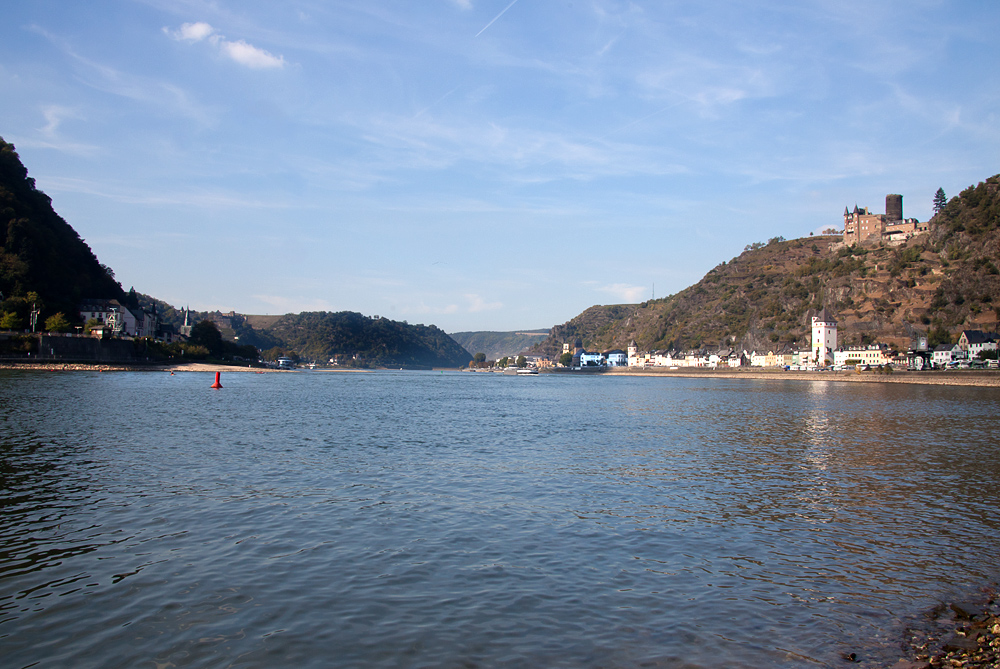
xmin=933 ymin=188 xmax=947 ymax=214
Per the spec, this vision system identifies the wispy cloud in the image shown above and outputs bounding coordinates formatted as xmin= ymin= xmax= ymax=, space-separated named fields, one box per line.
xmin=252 ymin=294 xmax=336 ymax=313
xmin=355 ymin=111 xmax=683 ymax=181
xmin=39 ymin=105 xmax=80 ymax=137
xmin=40 ymin=176 xmax=300 ymax=210
xmin=13 ymin=105 xmax=100 ymax=155
xmin=597 ymin=283 xmax=647 ymax=303
xmin=465 ymin=294 xmax=503 ymax=312
xmin=30 ymin=25 xmax=217 ymax=124
xmin=164 ymin=22 xmax=286 ymax=69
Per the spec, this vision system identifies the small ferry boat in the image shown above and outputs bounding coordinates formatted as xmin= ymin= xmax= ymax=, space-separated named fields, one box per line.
xmin=516 ymin=368 xmax=538 ymax=375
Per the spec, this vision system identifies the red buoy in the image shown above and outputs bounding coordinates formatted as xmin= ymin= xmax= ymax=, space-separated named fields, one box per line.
xmin=211 ymin=371 xmax=223 ymax=389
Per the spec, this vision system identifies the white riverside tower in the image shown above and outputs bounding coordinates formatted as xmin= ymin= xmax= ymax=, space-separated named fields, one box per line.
xmin=811 ymin=309 xmax=837 ymax=367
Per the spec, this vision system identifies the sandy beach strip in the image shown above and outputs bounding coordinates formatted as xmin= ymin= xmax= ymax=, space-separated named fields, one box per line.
xmin=0 ymin=362 xmax=375 ymax=373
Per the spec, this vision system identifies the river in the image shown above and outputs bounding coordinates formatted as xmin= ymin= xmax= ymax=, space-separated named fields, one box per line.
xmin=1 ymin=370 xmax=998 ymax=667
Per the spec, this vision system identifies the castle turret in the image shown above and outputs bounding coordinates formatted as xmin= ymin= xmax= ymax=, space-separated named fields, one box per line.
xmin=811 ymin=309 xmax=838 ymax=367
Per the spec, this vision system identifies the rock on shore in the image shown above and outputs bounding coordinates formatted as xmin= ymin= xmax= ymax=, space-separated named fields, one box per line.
xmin=889 ymin=592 xmax=1000 ymax=668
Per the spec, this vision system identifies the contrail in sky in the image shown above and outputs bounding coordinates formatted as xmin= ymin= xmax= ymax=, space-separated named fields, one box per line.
xmin=476 ymin=0 xmax=519 ymax=37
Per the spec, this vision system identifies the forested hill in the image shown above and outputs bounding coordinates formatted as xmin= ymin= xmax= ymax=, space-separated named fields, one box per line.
xmin=0 ymin=138 xmax=123 ymax=322
xmin=257 ymin=312 xmax=472 ymax=368
xmin=533 ymin=174 xmax=1000 ymax=357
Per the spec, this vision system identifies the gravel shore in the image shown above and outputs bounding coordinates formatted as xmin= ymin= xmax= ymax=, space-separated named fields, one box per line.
xmin=887 ymin=591 xmax=1000 ymax=668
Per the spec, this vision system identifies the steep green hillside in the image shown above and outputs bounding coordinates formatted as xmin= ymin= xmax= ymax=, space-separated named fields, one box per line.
xmin=140 ymin=300 xmax=470 ymax=367
xmin=264 ymin=312 xmax=472 ymax=368
xmin=448 ymin=329 xmax=549 ymax=360
xmin=0 ymin=138 xmax=123 ymax=324
xmin=535 ymin=175 xmax=1000 ymax=355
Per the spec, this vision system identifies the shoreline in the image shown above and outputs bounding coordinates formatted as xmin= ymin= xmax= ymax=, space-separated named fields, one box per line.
xmin=601 ymin=367 xmax=1000 ymax=387
xmin=4 ymin=362 xmax=1000 ymax=387
xmin=0 ymin=362 xmax=376 ymax=373
xmin=0 ymin=362 xmax=280 ymax=373
xmin=887 ymin=590 xmax=1000 ymax=668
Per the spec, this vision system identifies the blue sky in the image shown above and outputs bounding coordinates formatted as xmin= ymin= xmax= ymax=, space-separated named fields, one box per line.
xmin=2 ymin=1 xmax=998 ymax=332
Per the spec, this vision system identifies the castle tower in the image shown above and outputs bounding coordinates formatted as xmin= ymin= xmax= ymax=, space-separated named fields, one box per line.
xmin=627 ymin=340 xmax=637 ymax=366
xmin=811 ymin=309 xmax=837 ymax=367
xmin=885 ymin=194 xmax=903 ymax=222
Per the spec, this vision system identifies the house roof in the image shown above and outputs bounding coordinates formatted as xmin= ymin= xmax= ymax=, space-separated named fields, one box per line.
xmin=961 ymin=330 xmax=998 ymax=344
xmin=813 ymin=308 xmax=836 ymax=324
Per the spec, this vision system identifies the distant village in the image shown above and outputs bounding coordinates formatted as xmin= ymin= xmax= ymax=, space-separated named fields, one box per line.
xmin=528 ymin=312 xmax=998 ymax=372
xmin=78 ymin=299 xmax=202 ymax=343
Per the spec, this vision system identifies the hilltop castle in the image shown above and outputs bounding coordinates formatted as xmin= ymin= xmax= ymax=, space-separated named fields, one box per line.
xmin=843 ymin=194 xmax=928 ymax=246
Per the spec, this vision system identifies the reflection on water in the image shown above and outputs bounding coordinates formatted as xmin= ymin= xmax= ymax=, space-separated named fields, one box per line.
xmin=1 ymin=370 xmax=999 ymax=668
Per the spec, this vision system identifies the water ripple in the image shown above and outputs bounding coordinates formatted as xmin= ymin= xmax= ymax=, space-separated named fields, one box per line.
xmin=0 ymin=371 xmax=998 ymax=667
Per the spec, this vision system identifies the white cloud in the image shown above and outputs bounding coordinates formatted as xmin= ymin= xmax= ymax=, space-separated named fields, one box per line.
xmin=451 ymin=0 xmax=473 ymax=9
xmin=167 ymin=22 xmax=216 ymax=42
xmin=165 ymin=23 xmax=286 ymax=69
xmin=218 ymin=39 xmax=286 ymax=69
xmin=597 ymin=283 xmax=647 ymax=303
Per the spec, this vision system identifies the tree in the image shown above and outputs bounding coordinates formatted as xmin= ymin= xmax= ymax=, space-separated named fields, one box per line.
xmin=933 ymin=188 xmax=947 ymax=214
xmin=928 ymin=326 xmax=951 ymax=348
xmin=44 ymin=312 xmax=72 ymax=332
xmin=1 ymin=312 xmax=24 ymax=330
xmin=124 ymin=287 xmax=140 ymax=310
xmin=473 ymin=352 xmax=486 ymax=363
xmin=559 ymin=351 xmax=573 ymax=366
xmin=516 ymin=355 xmax=527 ymax=368
xmin=189 ymin=319 xmax=224 ymax=357
xmin=498 ymin=356 xmax=509 ymax=368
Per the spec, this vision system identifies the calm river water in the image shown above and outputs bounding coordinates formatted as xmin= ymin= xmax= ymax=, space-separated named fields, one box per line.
xmin=1 ymin=370 xmax=999 ymax=668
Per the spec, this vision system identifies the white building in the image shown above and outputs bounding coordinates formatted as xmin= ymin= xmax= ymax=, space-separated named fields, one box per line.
xmin=958 ymin=330 xmax=999 ymax=359
xmin=627 ymin=341 xmax=639 ymax=366
xmin=811 ymin=309 xmax=838 ymax=367
xmin=605 ymin=350 xmax=628 ymax=367
xmin=834 ymin=345 xmax=891 ymax=368
xmin=79 ymin=299 xmax=157 ymax=338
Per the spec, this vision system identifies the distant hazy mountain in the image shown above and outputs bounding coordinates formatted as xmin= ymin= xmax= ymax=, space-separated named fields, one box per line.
xmin=449 ymin=329 xmax=550 ymax=361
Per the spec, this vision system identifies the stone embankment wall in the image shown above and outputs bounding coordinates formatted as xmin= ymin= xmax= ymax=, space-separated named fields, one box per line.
xmin=1 ymin=333 xmax=140 ymax=363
